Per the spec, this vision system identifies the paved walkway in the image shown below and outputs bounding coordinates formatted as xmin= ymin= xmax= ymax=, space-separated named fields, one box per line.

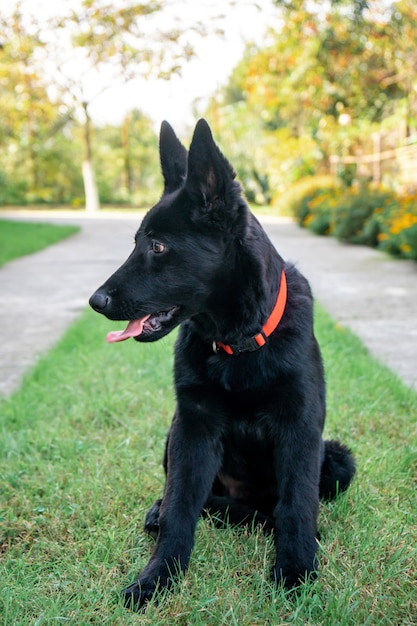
xmin=1 ymin=210 xmax=416 ymax=397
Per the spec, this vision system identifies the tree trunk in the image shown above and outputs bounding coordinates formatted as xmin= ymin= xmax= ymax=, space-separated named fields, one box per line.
xmin=82 ymin=160 xmax=100 ymax=212
xmin=122 ymin=114 xmax=133 ymax=196
xmin=82 ymin=101 xmax=100 ymax=212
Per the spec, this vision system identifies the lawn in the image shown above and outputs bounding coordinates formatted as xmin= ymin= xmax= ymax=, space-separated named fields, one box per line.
xmin=0 ymin=218 xmax=80 ymax=266
xmin=0 ymin=306 xmax=416 ymax=625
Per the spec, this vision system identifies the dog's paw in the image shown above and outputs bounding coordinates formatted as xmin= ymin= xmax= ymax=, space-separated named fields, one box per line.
xmin=144 ymin=498 xmax=162 ymax=539
xmin=271 ymin=563 xmax=318 ymax=590
xmin=121 ymin=578 xmax=158 ymax=612
xmin=122 ymin=566 xmax=174 ymax=612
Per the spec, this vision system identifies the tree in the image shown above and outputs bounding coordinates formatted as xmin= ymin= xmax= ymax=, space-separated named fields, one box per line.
xmin=2 ymin=0 xmax=221 ymax=210
xmin=381 ymin=1 xmax=417 ymax=138
xmin=93 ymin=110 xmax=159 ymax=207
xmin=208 ymin=0 xmax=417 ymax=201
xmin=45 ymin=0 xmax=216 ymax=211
xmin=0 ymin=5 xmax=81 ymax=204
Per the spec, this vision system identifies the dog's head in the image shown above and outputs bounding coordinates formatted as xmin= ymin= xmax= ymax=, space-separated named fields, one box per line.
xmin=89 ymin=119 xmax=249 ymax=344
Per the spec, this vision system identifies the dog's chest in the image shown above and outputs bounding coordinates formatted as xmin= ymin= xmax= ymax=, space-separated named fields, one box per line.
xmin=206 ymin=349 xmax=282 ymax=394
xmin=216 ymin=412 xmax=277 ymax=501
xmin=221 ymin=402 xmax=275 ymax=463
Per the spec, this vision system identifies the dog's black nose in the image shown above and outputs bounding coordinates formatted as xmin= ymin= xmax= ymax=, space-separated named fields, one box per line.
xmin=89 ymin=292 xmax=110 ymax=312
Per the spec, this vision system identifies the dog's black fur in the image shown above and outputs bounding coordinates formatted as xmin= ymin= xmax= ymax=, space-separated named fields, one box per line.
xmin=89 ymin=119 xmax=355 ymax=610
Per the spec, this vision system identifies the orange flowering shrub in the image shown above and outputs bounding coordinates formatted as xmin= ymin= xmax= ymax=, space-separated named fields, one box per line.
xmin=285 ymin=176 xmax=340 ymax=226
xmin=378 ymin=194 xmax=417 ymax=260
xmin=331 ymin=187 xmax=397 ymax=246
xmin=290 ymin=182 xmax=417 ymax=260
xmin=305 ymin=188 xmax=343 ymax=235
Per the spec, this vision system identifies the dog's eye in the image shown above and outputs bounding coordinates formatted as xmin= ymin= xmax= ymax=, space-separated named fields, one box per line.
xmin=151 ymin=240 xmax=165 ymax=254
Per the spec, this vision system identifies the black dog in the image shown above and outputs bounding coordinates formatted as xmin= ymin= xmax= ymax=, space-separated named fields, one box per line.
xmin=89 ymin=119 xmax=355 ymax=610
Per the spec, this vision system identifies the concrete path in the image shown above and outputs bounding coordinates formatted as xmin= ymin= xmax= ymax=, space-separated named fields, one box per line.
xmin=0 ymin=212 xmax=143 ymax=397
xmin=1 ymin=210 xmax=416 ymax=397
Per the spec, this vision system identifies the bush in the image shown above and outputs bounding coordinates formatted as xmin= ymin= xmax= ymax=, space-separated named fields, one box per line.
xmin=0 ymin=170 xmax=28 ymax=205
xmin=283 ymin=176 xmax=340 ymax=225
xmin=332 ymin=187 xmax=397 ymax=246
xmin=305 ymin=188 xmax=342 ymax=235
xmin=288 ymin=181 xmax=417 ymax=261
xmin=378 ymin=193 xmax=417 ymax=260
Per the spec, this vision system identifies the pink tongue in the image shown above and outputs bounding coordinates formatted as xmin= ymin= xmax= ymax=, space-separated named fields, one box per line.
xmin=106 ymin=316 xmax=150 ymax=343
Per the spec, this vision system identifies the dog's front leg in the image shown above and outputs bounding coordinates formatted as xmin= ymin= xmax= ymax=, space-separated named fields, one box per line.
xmin=272 ymin=428 xmax=321 ymax=589
xmin=122 ymin=412 xmax=222 ymax=611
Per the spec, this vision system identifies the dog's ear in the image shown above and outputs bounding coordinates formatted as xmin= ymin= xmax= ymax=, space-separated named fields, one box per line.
xmin=186 ymin=119 xmax=239 ymax=223
xmin=159 ymin=121 xmax=188 ymax=195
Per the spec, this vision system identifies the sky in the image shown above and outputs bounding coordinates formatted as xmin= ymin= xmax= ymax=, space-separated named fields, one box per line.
xmin=9 ymin=0 xmax=278 ymax=134
xmin=87 ymin=0 xmax=279 ymax=133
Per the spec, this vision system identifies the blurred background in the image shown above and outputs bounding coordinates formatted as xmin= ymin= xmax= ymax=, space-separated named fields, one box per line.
xmin=0 ymin=0 xmax=416 ymax=223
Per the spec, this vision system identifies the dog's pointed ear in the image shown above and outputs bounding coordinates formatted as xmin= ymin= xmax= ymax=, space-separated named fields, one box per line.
xmin=159 ymin=120 xmax=188 ymax=195
xmin=185 ymin=119 xmax=238 ymax=214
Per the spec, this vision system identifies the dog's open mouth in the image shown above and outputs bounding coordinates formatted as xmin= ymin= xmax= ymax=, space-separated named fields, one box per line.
xmin=106 ymin=306 xmax=180 ymax=343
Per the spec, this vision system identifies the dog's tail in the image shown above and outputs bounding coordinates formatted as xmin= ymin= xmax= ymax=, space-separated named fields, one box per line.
xmin=319 ymin=440 xmax=356 ymax=501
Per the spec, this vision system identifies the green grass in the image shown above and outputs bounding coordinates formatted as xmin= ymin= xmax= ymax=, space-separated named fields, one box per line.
xmin=0 ymin=219 xmax=80 ymax=266
xmin=1 ymin=306 xmax=416 ymax=625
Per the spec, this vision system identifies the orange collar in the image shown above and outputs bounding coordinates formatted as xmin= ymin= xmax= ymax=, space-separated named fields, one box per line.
xmin=214 ymin=269 xmax=287 ymax=356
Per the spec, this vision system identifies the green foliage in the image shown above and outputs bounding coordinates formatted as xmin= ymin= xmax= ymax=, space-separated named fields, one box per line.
xmin=290 ymin=182 xmax=417 ymax=260
xmin=206 ymin=101 xmax=271 ymax=205
xmin=283 ymin=176 xmax=340 ymax=225
xmin=305 ymin=192 xmax=337 ymax=235
xmin=206 ymin=0 xmax=417 ymax=204
xmin=0 ymin=9 xmax=82 ymax=206
xmin=260 ymin=1 xmax=412 ymax=129
xmin=0 ymin=1 xmax=209 ymax=209
xmin=94 ymin=111 xmax=160 ymax=208
xmin=378 ymin=193 xmax=417 ymax=260
xmin=0 ymin=219 xmax=79 ymax=266
xmin=332 ymin=187 xmax=397 ymax=245
xmin=0 ymin=306 xmax=416 ymax=623
xmin=2 ymin=1 xmax=417 ymax=210
xmin=0 ymin=173 xmax=28 ymax=206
